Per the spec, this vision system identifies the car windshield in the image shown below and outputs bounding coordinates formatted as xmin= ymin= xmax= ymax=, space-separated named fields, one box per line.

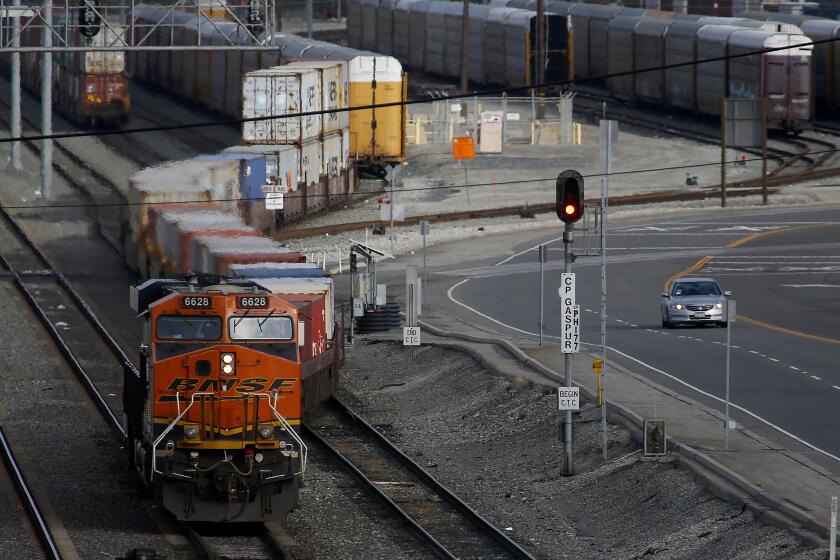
xmin=156 ymin=315 xmax=222 ymax=340
xmin=672 ymin=281 xmax=722 ymax=297
xmin=229 ymin=316 xmax=294 ymax=340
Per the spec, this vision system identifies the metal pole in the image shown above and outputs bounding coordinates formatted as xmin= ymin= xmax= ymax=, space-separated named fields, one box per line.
xmin=536 ymin=0 xmax=545 ymax=118
xmin=762 ymin=99 xmax=768 ymax=206
xmin=422 ymin=230 xmax=427 ymax=305
xmin=501 ymin=92 xmax=507 ymax=148
xmin=601 ymin=125 xmax=611 ymax=462
xmin=539 ymin=244 xmax=545 ymax=346
xmin=721 ymin=98 xmax=727 ymax=209
xmin=9 ymin=0 xmax=21 ymax=170
xmin=389 ymin=174 xmax=394 ymax=252
xmin=831 ymin=496 xmax=838 ymax=560
xmin=464 ymin=161 xmax=470 ymax=206
xmin=563 ymin=222 xmax=573 ymax=474
xmin=40 ymin=0 xmax=53 ymax=198
xmin=459 ymin=0 xmax=469 ymax=93
xmin=725 ymin=301 xmax=732 ymax=451
xmin=306 ymin=0 xmax=313 ymax=38
xmin=472 ymin=94 xmax=478 ymax=139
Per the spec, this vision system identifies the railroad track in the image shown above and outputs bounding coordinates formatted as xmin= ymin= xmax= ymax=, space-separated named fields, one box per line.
xmin=0 ymin=427 xmax=63 ymax=560
xmin=183 ymin=522 xmax=294 ymax=560
xmin=304 ymin=396 xmax=537 ymax=560
xmin=0 ymin=194 xmax=296 ymax=559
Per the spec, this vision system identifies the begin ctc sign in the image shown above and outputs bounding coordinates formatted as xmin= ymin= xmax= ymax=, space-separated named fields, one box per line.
xmin=558 ymin=386 xmax=580 ymax=411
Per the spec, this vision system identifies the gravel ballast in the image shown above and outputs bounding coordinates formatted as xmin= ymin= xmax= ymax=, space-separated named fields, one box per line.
xmin=339 ymin=339 xmax=826 ymax=560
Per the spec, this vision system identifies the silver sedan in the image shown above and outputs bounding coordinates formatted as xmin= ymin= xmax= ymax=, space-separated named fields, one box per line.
xmin=661 ymin=277 xmax=731 ymax=328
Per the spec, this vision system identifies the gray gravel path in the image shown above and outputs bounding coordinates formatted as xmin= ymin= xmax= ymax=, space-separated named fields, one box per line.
xmin=339 ymin=339 xmax=826 ymax=560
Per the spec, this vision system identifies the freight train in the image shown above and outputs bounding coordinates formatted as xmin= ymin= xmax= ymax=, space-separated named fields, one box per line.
xmin=1 ymin=11 xmax=131 ymax=126
xmin=353 ymin=0 xmax=813 ymax=132
xmin=128 ymin=5 xmax=406 ymax=175
xmin=123 ymin=142 xmax=342 ymax=521
xmin=491 ymin=1 xmax=814 ymax=131
xmin=126 ymin=273 xmax=340 ymax=522
xmin=349 ymin=0 xmax=572 ymax=88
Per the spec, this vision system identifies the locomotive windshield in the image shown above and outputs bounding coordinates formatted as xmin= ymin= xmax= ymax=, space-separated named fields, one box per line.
xmin=156 ymin=315 xmax=222 ymax=340
xmin=229 ymin=316 xmax=293 ymax=340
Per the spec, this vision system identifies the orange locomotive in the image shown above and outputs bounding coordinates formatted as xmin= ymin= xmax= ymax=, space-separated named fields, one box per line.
xmin=124 ymin=275 xmax=340 ymax=522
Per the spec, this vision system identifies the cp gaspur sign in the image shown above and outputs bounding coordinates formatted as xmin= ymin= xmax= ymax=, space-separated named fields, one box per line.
xmin=559 ymin=273 xmax=579 ymax=353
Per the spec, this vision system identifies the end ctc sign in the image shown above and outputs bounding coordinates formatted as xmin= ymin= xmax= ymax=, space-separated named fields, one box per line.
xmin=560 ymin=273 xmax=580 ymax=353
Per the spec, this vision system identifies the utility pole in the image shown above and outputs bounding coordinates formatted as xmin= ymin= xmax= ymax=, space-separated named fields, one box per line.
xmin=724 ymin=299 xmax=736 ymax=451
xmin=539 ymin=243 xmax=546 ymax=346
xmin=40 ymin=0 xmax=53 ymax=198
xmin=761 ymin=99 xmax=768 ymax=205
xmin=9 ymin=0 xmax=22 ymax=170
xmin=459 ymin=0 xmax=469 ymax=93
xmin=599 ymin=120 xmax=616 ymax=461
xmin=306 ymin=0 xmax=313 ymax=38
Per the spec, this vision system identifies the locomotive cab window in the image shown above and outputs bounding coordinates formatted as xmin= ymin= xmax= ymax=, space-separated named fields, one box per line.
xmin=229 ymin=316 xmax=293 ymax=340
xmin=156 ymin=315 xmax=222 ymax=341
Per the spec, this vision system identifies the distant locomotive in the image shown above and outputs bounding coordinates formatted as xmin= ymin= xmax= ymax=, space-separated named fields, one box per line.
xmin=124 ymin=275 xmax=340 ymax=522
xmin=5 ymin=9 xmax=131 ymax=126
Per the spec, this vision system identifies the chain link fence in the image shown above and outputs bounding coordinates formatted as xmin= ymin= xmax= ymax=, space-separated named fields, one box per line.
xmin=408 ymin=92 xmax=581 ymax=149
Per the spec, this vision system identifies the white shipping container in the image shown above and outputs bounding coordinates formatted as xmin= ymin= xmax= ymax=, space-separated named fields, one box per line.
xmin=286 ymin=61 xmax=350 ymax=134
xmin=83 ymin=25 xmax=127 ymax=74
xmin=242 ymin=67 xmax=323 ymax=144
xmin=300 ymin=138 xmax=322 ymax=187
xmin=323 ymin=132 xmax=343 ymax=177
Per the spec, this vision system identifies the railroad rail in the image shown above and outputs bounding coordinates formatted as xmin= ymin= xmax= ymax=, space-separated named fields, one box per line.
xmin=304 ymin=396 xmax=537 ymax=560
xmin=183 ymin=522 xmax=294 ymax=560
xmin=0 ymin=427 xmax=63 ymax=560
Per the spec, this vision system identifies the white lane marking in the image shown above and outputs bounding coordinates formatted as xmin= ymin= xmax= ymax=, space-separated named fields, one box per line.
xmin=833 ymin=386 xmax=840 ymax=390
xmin=811 ymin=375 xmax=822 ymax=381
xmin=731 ymin=345 xmax=740 ymax=349
xmin=781 ymin=284 xmax=840 ymax=288
xmin=601 ymin=247 xmax=723 ymax=250
xmin=496 ymin=236 xmax=565 ymax=266
xmin=790 ymin=366 xmax=800 ymax=371
xmin=629 ymin=324 xmax=639 ymax=327
xmin=769 ymin=358 xmax=780 ymax=362
xmin=616 ymin=319 xmax=625 ymax=323
xmin=645 ymin=329 xmax=655 ymax=333
xmin=708 ymin=272 xmax=840 ymax=276
xmin=713 ymin=262 xmax=840 ymax=265
xmin=712 ymin=225 xmax=783 ymax=232
xmin=749 ymin=350 xmax=759 ymax=355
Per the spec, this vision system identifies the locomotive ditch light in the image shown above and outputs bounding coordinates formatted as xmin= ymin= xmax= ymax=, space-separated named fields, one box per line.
xmin=259 ymin=425 xmax=273 ymax=440
xmin=184 ymin=425 xmax=199 ymax=440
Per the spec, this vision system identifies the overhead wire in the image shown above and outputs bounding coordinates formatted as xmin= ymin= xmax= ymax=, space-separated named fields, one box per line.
xmin=0 ymin=31 xmax=830 ymax=144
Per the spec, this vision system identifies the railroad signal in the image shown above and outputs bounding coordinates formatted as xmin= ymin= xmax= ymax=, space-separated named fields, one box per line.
xmin=78 ymin=0 xmax=102 ymax=39
xmin=556 ymin=170 xmax=584 ymax=223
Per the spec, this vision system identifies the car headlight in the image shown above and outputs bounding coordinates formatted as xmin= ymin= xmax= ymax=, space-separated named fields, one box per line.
xmin=259 ymin=425 xmax=273 ymax=439
xmin=716 ymin=303 xmax=723 ymax=309
xmin=184 ymin=425 xmax=199 ymax=439
xmin=674 ymin=304 xmax=683 ymax=310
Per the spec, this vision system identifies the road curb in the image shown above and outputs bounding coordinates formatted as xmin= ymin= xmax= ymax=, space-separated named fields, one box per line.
xmin=414 ymin=317 xmax=829 ymax=546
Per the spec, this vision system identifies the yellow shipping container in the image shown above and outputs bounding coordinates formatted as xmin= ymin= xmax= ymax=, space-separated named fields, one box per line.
xmin=348 ymin=56 xmax=407 ymax=166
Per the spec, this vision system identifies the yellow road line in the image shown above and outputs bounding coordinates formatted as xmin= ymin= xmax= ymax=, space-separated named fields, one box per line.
xmin=735 ymin=314 xmax=840 ymax=346
xmin=662 ymin=255 xmax=712 ymax=293
xmin=724 ymin=223 xmax=835 ymax=249
xmin=663 ymin=223 xmax=840 ymax=344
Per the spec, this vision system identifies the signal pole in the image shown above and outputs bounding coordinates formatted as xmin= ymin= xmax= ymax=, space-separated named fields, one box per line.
xmin=563 ymin=221 xmax=573 ymax=473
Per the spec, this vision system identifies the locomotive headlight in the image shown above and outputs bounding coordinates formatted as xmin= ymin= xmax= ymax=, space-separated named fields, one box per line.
xmin=255 ymin=453 xmax=264 ymax=463
xmin=184 ymin=425 xmax=199 ymax=439
xmin=221 ymin=353 xmax=235 ymax=375
xmin=259 ymin=425 xmax=273 ymax=439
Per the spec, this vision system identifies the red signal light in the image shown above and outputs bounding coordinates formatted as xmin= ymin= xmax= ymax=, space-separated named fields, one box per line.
xmin=564 ymin=204 xmax=576 ymax=215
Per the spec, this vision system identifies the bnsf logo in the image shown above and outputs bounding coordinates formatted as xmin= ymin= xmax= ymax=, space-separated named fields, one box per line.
xmin=157 ymin=377 xmax=296 ymax=401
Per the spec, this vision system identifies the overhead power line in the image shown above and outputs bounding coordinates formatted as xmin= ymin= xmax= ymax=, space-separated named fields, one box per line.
xmin=0 ymin=148 xmax=832 ymax=211
xmin=0 ymin=33 xmax=830 ymax=144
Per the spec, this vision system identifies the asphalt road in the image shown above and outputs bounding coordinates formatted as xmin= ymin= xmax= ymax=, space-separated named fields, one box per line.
xmin=442 ymin=205 xmax=840 ymax=463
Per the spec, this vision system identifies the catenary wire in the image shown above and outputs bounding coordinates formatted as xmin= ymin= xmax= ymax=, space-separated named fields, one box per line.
xmin=0 ymin=148 xmax=834 ymax=211
xmin=0 ymin=33 xmax=830 ymax=144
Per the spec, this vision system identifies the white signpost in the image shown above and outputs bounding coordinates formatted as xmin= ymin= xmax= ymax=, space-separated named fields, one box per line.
xmin=558 ymin=386 xmax=580 ymax=411
xmin=403 ymin=326 xmax=421 ymax=346
xmin=264 ymin=188 xmax=284 ymax=210
xmin=560 ymin=273 xmax=577 ymax=354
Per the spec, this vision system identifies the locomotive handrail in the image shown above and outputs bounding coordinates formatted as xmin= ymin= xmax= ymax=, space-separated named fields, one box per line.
xmin=151 ymin=391 xmax=307 ymax=479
